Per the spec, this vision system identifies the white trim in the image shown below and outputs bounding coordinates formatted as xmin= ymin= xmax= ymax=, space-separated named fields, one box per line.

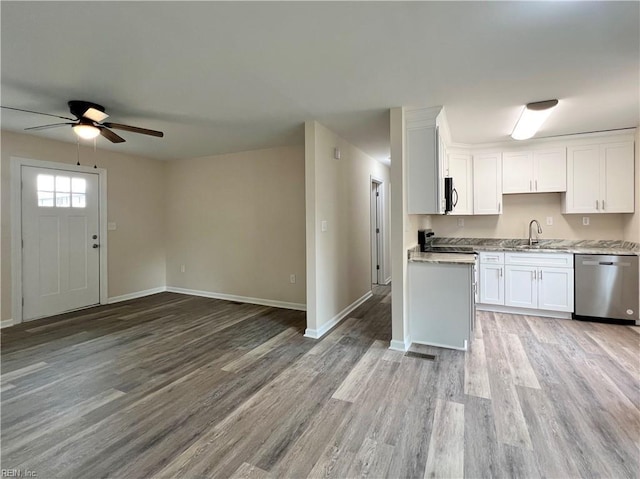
xmin=10 ymin=157 xmax=108 ymax=324
xmin=1 ymin=319 xmax=14 ymax=329
xmin=304 ymin=290 xmax=372 ymax=339
xmin=370 ymin=175 xmax=385 ymax=286
xmin=166 ymin=286 xmax=306 ymax=311
xmin=411 ymin=339 xmax=468 ymax=352
xmin=476 ymin=304 xmax=572 ymax=320
xmin=389 ymin=339 xmax=410 ymax=352
xmin=108 ymin=287 xmax=167 ymax=304
xmin=383 ymin=276 xmax=392 ymax=285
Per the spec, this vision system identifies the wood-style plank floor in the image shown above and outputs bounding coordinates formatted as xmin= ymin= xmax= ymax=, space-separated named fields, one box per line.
xmin=1 ymin=286 xmax=639 ymax=478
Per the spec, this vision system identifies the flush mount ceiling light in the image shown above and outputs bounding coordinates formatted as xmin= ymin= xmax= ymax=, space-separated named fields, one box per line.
xmin=511 ymin=99 xmax=559 ymax=140
xmin=73 ymin=122 xmax=100 ymax=140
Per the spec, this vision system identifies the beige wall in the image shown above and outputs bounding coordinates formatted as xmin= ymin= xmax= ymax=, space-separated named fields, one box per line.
xmin=305 ymin=121 xmax=390 ymax=334
xmin=623 ymin=129 xmax=640 ymax=242
xmin=1 ymin=130 xmax=166 ymax=321
xmin=165 ymin=146 xmax=306 ymax=306
xmin=429 ymin=193 xmax=628 ymax=240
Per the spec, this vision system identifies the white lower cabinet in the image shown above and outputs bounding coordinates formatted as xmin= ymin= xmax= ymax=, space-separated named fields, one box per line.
xmin=480 ymin=264 xmax=504 ymax=305
xmin=479 ymin=252 xmax=574 ymax=315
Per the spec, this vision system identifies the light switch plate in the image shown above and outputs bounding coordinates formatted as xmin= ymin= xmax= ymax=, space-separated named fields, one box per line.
xmin=457 ymin=218 xmax=464 ymax=227
xmin=107 ymin=222 xmax=117 ymax=231
xmin=321 ymin=220 xmax=328 ymax=232
xmin=582 ymin=216 xmax=590 ymax=226
xmin=546 ymin=216 xmax=553 ymax=226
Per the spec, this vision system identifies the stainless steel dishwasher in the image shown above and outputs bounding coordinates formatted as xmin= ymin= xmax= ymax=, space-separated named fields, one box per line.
xmin=574 ymin=254 xmax=639 ymax=322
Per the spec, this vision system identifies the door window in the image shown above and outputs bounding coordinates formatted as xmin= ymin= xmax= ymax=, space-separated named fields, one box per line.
xmin=37 ymin=174 xmax=86 ymax=208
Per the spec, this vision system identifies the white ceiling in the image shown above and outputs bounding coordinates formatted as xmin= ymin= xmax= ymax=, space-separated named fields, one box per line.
xmin=1 ymin=2 xmax=638 ymax=162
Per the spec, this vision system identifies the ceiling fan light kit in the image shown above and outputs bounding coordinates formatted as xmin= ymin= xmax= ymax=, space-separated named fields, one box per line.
xmin=0 ymin=100 xmax=164 ymax=144
xmin=73 ymin=123 xmax=100 ymax=140
xmin=511 ymin=99 xmax=559 ymax=140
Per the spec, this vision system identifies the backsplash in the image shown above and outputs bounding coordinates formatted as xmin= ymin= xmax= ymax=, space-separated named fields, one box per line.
xmin=429 ymin=193 xmax=629 ymax=240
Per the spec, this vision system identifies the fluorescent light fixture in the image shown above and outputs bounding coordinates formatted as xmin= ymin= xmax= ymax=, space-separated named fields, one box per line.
xmin=73 ymin=123 xmax=100 ymax=140
xmin=511 ymin=99 xmax=559 ymax=140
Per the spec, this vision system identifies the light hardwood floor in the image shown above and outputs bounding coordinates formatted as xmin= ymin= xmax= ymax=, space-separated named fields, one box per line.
xmin=1 ymin=286 xmax=639 ymax=478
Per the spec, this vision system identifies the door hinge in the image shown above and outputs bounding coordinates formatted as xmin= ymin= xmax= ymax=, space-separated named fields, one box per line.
xmin=21 ymin=239 xmax=24 ymax=249
xmin=376 ymin=228 xmax=380 ymax=234
xmin=376 ymin=265 xmax=380 ymax=270
xmin=376 ymin=192 xmax=379 ymax=197
xmin=22 ymin=297 xmax=24 ymax=306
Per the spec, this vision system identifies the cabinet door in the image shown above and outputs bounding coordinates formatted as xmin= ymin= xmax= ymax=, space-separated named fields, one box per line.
xmin=473 ymin=153 xmax=502 ymax=215
xmin=564 ymin=145 xmax=600 ymax=213
xmin=479 ymin=264 xmax=504 ymax=305
xmin=602 ymin=142 xmax=635 ymax=213
xmin=406 ymin=125 xmax=438 ymax=214
xmin=537 ymin=267 xmax=574 ymax=312
xmin=505 ymin=265 xmax=537 ymax=309
xmin=502 ymin=151 xmax=533 ymax=194
xmin=534 ymin=148 xmax=567 ymax=192
xmin=448 ymin=152 xmax=473 ymax=215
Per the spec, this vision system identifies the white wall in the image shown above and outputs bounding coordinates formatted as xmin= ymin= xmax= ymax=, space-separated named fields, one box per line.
xmin=164 ymin=146 xmax=306 ymax=308
xmin=305 ymin=121 xmax=390 ymax=337
xmin=1 ymin=131 xmax=167 ymax=321
xmin=430 ymin=193 xmax=628 ymax=240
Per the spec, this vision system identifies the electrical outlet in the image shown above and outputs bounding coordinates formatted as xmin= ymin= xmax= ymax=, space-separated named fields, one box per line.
xmin=290 ymin=274 xmax=296 ymax=284
xmin=546 ymin=216 xmax=553 ymax=226
xmin=457 ymin=218 xmax=464 ymax=227
xmin=107 ymin=222 xmax=117 ymax=231
xmin=180 ymin=264 xmax=186 ymax=273
xmin=582 ymin=217 xmax=590 ymax=226
xmin=321 ymin=220 xmax=328 ymax=232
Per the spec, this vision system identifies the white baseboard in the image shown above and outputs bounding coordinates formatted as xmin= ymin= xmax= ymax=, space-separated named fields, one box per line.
xmin=304 ymin=290 xmax=373 ymax=339
xmin=166 ymin=286 xmax=306 ymax=311
xmin=1 ymin=318 xmax=14 ymax=329
xmin=383 ymin=276 xmax=392 ymax=285
xmin=476 ymin=304 xmax=572 ymax=320
xmin=411 ymin=339 xmax=468 ymax=352
xmin=108 ymin=286 xmax=167 ymax=304
xmin=389 ymin=339 xmax=409 ymax=352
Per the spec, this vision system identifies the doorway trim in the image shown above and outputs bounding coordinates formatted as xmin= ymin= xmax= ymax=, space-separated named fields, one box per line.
xmin=370 ymin=175 xmax=385 ymax=285
xmin=10 ymin=157 xmax=108 ymax=324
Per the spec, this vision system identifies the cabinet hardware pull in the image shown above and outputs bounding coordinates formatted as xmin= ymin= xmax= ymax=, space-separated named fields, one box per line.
xmin=535 ymin=180 xmax=538 ymax=191
xmin=602 ymin=200 xmax=605 ymax=210
xmin=596 ymin=200 xmax=599 ymax=210
xmin=529 ymin=180 xmax=532 ymax=191
xmin=539 ymin=270 xmax=542 ymax=280
xmin=498 ymin=202 xmax=501 ymax=213
xmin=500 ymin=267 xmax=503 ymax=277
xmin=533 ymin=270 xmax=536 ymax=280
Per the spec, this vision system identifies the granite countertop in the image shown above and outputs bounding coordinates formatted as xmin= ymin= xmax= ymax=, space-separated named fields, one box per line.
xmin=417 ymin=237 xmax=640 ymax=256
xmin=408 ymin=251 xmax=477 ymax=265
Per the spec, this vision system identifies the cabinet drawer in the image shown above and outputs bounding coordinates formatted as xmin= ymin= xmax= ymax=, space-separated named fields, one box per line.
xmin=505 ymin=252 xmax=573 ymax=268
xmin=479 ymin=252 xmax=504 ymax=264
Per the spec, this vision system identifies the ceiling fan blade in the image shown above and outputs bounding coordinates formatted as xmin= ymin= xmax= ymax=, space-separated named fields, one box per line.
xmin=24 ymin=122 xmax=74 ymax=131
xmin=99 ymin=127 xmax=126 ymax=143
xmin=103 ymin=122 xmax=164 ymax=138
xmin=1 ymin=106 xmax=75 ymax=121
xmin=83 ymin=107 xmax=109 ymax=123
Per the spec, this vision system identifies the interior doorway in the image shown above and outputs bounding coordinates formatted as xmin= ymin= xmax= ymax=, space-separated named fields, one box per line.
xmin=370 ymin=178 xmax=384 ymax=285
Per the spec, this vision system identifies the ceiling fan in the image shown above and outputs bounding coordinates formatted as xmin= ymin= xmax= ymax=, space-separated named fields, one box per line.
xmin=1 ymin=100 xmax=164 ymax=143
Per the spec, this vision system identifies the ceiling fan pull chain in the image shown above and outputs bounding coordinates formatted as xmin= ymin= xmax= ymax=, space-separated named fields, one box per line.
xmin=76 ymin=137 xmax=81 ymax=166
xmin=93 ymin=137 xmax=98 ymax=169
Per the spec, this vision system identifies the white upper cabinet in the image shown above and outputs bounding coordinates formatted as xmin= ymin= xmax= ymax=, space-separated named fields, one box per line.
xmin=502 ymin=148 xmax=566 ymax=194
xmin=534 ymin=148 xmax=567 ymax=192
xmin=405 ymin=107 xmax=442 ymax=214
xmin=447 ymin=151 xmax=473 ymax=215
xmin=502 ymin=151 xmax=534 ymax=193
xmin=473 ymin=152 xmax=502 ymax=215
xmin=563 ymin=140 xmax=634 ymax=214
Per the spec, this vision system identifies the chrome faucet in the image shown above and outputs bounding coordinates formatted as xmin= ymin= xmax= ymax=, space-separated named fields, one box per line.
xmin=529 ymin=219 xmax=543 ymax=246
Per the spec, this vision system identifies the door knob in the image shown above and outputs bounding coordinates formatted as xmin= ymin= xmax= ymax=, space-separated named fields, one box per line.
xmin=92 ymin=244 xmax=100 ymax=249
xmin=92 ymin=234 xmax=98 ymax=240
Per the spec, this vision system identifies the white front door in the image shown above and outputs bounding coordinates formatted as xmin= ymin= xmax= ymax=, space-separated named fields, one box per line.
xmin=21 ymin=166 xmax=101 ymax=320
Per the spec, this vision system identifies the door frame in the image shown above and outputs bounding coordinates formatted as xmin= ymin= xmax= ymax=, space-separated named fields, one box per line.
xmin=10 ymin=157 xmax=108 ymax=324
xmin=370 ymin=175 xmax=385 ymax=285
